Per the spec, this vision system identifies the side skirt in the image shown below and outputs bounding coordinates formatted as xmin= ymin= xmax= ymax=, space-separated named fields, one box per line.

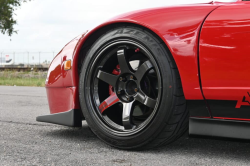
xmin=36 ymin=109 xmax=83 ymax=127
xmin=189 ymin=118 xmax=250 ymax=140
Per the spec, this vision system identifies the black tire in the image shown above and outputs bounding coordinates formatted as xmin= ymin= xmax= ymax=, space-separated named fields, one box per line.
xmin=79 ymin=26 xmax=188 ymax=150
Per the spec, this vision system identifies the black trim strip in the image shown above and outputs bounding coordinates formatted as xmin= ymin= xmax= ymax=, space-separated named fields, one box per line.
xmin=36 ymin=109 xmax=83 ymax=127
xmin=187 ymin=100 xmax=211 ymax=117
xmin=189 ymin=117 xmax=250 ymax=139
xmin=207 ymin=100 xmax=250 ymax=119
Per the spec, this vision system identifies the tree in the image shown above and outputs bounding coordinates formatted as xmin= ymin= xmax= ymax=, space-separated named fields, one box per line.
xmin=0 ymin=0 xmax=29 ymax=36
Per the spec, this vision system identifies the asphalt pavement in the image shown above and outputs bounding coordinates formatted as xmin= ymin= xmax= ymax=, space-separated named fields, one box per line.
xmin=1 ymin=86 xmax=250 ymax=166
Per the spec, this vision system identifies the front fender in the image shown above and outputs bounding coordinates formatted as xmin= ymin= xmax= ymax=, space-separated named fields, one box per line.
xmin=72 ymin=4 xmax=218 ymax=100
xmin=46 ymin=4 xmax=220 ymax=111
xmin=45 ymin=34 xmax=86 ymax=88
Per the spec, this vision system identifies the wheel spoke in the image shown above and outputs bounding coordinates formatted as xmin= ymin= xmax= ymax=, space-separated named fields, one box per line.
xmin=97 ymin=70 xmax=118 ymax=87
xmin=117 ymin=48 xmax=130 ymax=73
xmin=134 ymin=60 xmax=153 ymax=82
xmin=122 ymin=102 xmax=134 ymax=129
xmin=99 ymin=92 xmax=119 ymax=113
xmin=134 ymin=92 xmax=156 ymax=108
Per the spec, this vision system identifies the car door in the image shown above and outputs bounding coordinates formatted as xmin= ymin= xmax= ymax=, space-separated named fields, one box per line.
xmin=199 ymin=2 xmax=250 ymax=120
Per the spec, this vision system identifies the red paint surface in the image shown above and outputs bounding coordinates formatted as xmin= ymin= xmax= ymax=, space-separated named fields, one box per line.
xmin=45 ymin=35 xmax=84 ymax=114
xmin=200 ymin=3 xmax=250 ymax=102
xmin=45 ymin=53 xmax=63 ymax=87
xmin=46 ymin=4 xmax=220 ymax=115
xmin=46 ymin=34 xmax=85 ymax=88
xmin=72 ymin=4 xmax=220 ymax=100
xmin=46 ymin=87 xmax=80 ymax=114
xmin=46 ymin=1 xmax=250 ymax=117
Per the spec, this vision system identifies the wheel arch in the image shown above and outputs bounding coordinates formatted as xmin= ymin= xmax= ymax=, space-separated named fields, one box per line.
xmin=73 ymin=5 xmax=219 ymax=102
xmin=74 ymin=21 xmax=177 ymax=87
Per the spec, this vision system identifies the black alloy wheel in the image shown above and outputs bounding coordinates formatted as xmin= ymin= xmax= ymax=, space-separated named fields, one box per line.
xmin=79 ymin=26 xmax=188 ymax=150
xmin=91 ymin=41 xmax=161 ymax=135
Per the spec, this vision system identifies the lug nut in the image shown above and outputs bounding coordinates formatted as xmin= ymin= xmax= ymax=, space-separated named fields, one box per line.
xmin=134 ymin=88 xmax=138 ymax=92
xmin=119 ymin=77 xmax=126 ymax=82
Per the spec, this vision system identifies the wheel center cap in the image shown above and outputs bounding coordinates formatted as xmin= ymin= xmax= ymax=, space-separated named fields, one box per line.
xmin=116 ymin=74 xmax=138 ymax=101
xmin=126 ymin=80 xmax=137 ymax=95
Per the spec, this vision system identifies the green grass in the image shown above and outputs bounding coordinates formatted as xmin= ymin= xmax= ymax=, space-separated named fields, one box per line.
xmin=0 ymin=77 xmax=45 ymax=87
xmin=0 ymin=70 xmax=46 ymax=87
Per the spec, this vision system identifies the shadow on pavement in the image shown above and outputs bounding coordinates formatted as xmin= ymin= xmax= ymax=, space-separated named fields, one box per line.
xmin=42 ymin=123 xmax=250 ymax=161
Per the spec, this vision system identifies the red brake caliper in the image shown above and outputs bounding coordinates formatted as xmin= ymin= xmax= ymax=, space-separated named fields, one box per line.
xmin=98 ymin=65 xmax=121 ymax=113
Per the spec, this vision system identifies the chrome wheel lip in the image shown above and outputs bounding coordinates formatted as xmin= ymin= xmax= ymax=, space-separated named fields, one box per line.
xmin=85 ymin=39 xmax=162 ymax=136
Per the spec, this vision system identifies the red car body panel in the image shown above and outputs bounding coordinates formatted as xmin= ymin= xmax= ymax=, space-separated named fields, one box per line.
xmin=75 ymin=4 xmax=221 ymax=101
xmin=200 ymin=3 xmax=250 ymax=101
xmin=45 ymin=1 xmax=250 ymax=122
xmin=45 ymin=35 xmax=84 ymax=113
xmin=46 ymin=87 xmax=80 ymax=114
xmin=46 ymin=4 xmax=219 ymax=114
xmin=37 ymin=0 xmax=250 ymax=141
xmin=199 ymin=2 xmax=250 ymax=119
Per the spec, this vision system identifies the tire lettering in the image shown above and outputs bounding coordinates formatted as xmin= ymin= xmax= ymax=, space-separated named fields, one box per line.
xmin=113 ymin=29 xmax=123 ymax=36
xmin=134 ymin=31 xmax=144 ymax=38
xmin=124 ymin=29 xmax=135 ymax=34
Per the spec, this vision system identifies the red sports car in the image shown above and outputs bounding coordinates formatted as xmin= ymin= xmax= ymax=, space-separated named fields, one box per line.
xmin=37 ymin=0 xmax=250 ymax=150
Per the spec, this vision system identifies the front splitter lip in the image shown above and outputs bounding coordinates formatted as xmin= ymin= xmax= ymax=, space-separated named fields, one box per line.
xmin=36 ymin=109 xmax=83 ymax=127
